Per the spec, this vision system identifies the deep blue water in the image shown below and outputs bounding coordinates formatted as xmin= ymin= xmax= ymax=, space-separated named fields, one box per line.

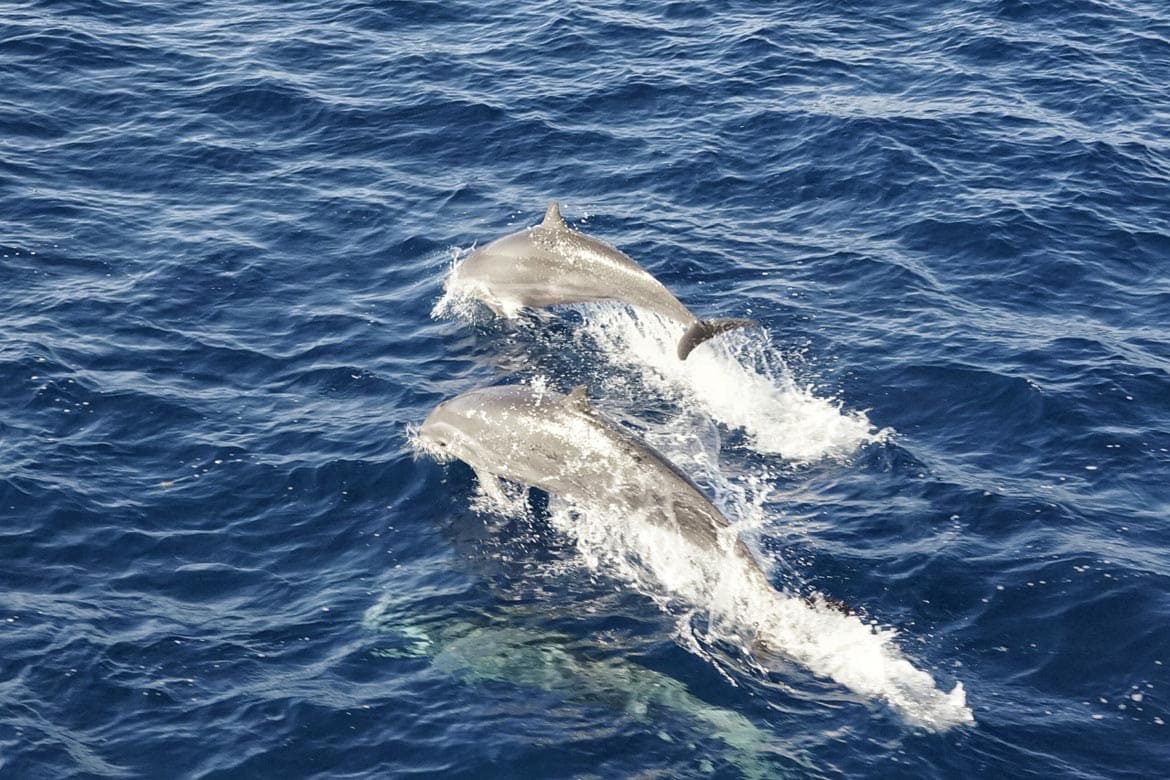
xmin=4 ymin=0 xmax=1170 ymax=776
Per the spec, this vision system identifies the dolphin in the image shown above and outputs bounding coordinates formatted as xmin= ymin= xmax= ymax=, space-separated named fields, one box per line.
xmin=415 ymin=384 xmax=976 ymax=731
xmin=417 ymin=382 xmax=769 ymax=583
xmin=362 ymin=601 xmax=795 ymax=778
xmin=445 ymin=202 xmax=758 ymax=359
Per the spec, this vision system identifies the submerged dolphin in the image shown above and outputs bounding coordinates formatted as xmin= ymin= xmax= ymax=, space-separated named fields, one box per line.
xmin=363 ymin=601 xmax=793 ymax=778
xmin=445 ymin=202 xmax=758 ymax=359
xmin=417 ymin=383 xmax=769 ymax=583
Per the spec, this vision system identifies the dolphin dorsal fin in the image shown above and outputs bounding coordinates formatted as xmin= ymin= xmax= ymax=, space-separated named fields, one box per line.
xmin=541 ymin=201 xmax=568 ymax=231
xmin=564 ymin=384 xmax=591 ymax=413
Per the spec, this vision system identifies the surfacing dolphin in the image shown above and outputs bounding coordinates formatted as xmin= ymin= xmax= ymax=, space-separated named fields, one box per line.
xmin=445 ymin=202 xmax=759 ymax=359
xmin=418 ymin=383 xmax=978 ymax=734
xmin=417 ymin=382 xmax=769 ymax=584
xmin=416 ymin=384 xmax=977 ymax=731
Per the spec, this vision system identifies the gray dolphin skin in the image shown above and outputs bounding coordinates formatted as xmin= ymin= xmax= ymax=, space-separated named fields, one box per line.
xmin=446 ymin=202 xmax=758 ymax=359
xmin=418 ymin=383 xmax=770 ymax=586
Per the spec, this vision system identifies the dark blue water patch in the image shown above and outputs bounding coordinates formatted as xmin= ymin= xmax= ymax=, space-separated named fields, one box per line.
xmin=5 ymin=0 xmax=1170 ymax=775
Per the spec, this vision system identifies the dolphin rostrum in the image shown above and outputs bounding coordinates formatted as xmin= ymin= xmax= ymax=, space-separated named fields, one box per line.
xmin=445 ymin=202 xmax=758 ymax=359
xmin=418 ymin=383 xmax=762 ymax=567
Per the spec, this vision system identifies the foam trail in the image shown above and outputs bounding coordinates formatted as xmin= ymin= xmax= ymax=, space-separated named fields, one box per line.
xmin=473 ymin=396 xmax=967 ymax=729
xmin=578 ymin=303 xmax=885 ymax=462
xmin=545 ymin=498 xmax=974 ymax=732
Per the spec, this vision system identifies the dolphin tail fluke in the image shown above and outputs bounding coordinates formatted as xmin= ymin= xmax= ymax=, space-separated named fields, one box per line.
xmin=677 ymin=318 xmax=759 ymax=360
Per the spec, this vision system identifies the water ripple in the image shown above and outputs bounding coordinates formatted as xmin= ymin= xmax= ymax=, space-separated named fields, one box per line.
xmin=3 ymin=0 xmax=1170 ymax=776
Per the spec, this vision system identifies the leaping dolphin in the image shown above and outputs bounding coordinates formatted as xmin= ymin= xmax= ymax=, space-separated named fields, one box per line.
xmin=445 ymin=202 xmax=759 ymax=359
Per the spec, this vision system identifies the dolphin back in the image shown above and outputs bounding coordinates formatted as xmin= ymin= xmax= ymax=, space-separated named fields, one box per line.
xmin=677 ymin=318 xmax=759 ymax=360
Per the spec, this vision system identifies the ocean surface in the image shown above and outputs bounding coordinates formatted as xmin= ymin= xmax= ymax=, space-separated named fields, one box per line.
xmin=3 ymin=0 xmax=1169 ymax=777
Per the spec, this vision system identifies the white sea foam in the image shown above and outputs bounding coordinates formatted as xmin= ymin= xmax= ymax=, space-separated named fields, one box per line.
xmin=541 ymin=494 xmax=974 ymax=732
xmin=432 ymin=247 xmax=527 ymax=321
xmin=576 ymin=303 xmax=886 ymax=462
xmin=446 ymin=405 xmax=973 ymax=732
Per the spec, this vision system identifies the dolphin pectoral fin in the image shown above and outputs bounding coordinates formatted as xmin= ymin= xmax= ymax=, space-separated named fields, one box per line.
xmin=541 ymin=201 xmax=569 ymax=231
xmin=473 ymin=468 xmax=509 ymax=505
xmin=677 ymin=318 xmax=760 ymax=360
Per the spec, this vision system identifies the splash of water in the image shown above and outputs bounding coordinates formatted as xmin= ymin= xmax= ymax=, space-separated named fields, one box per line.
xmin=429 ymin=415 xmax=972 ymax=731
xmin=431 ymin=247 xmax=478 ymax=320
xmin=424 ymin=287 xmax=968 ymax=729
xmin=576 ymin=303 xmax=886 ymax=462
xmin=433 ymin=275 xmax=885 ymax=462
xmin=432 ymin=246 xmax=526 ymax=321
xmin=543 ymin=497 xmax=974 ymax=732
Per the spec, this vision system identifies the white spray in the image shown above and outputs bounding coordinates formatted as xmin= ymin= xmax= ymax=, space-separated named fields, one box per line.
xmin=429 ymin=285 xmax=971 ymax=730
